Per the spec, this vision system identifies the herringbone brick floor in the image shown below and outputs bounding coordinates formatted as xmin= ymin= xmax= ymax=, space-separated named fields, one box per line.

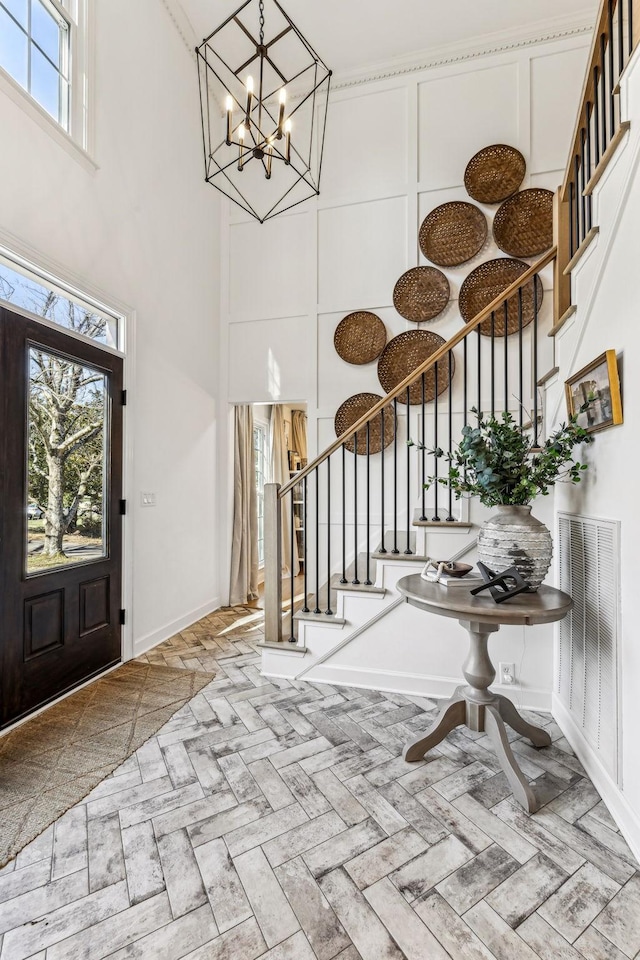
xmin=0 ymin=604 xmax=638 ymax=959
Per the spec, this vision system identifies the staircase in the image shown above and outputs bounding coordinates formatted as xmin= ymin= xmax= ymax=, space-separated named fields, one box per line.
xmin=261 ymin=0 xmax=638 ymax=703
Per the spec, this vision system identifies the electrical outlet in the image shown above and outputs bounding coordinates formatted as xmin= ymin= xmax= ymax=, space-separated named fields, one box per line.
xmin=499 ymin=662 xmax=516 ymax=685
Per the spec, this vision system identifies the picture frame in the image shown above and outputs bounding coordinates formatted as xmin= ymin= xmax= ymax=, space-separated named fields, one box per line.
xmin=565 ymin=349 xmax=623 ymax=434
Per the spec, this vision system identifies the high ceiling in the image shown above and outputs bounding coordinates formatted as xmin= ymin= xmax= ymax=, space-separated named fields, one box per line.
xmin=176 ymin=0 xmax=599 ymax=77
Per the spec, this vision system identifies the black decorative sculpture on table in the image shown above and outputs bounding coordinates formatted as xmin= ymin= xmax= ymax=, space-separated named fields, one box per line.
xmin=470 ymin=562 xmax=529 ymax=603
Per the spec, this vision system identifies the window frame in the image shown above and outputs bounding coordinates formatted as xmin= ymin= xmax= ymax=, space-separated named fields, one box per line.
xmin=0 ymin=0 xmax=93 ymax=166
xmin=253 ymin=418 xmax=270 ymax=570
xmin=0 ymin=242 xmax=125 ymax=354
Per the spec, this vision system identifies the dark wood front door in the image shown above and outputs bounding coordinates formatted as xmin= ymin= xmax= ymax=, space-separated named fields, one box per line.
xmin=0 ymin=306 xmax=124 ymax=727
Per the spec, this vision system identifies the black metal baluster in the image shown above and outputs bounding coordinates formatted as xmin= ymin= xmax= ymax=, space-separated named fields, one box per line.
xmin=586 ymin=103 xmax=593 ymax=231
xmin=594 ymin=65 xmax=601 ymax=166
xmin=574 ymin=154 xmax=582 ymax=245
xmin=405 ymin=387 xmax=412 ymax=553
xmin=392 ymin=398 xmax=399 ymax=553
xmin=365 ymin=422 xmax=372 ymax=581
xmin=432 ymin=362 xmax=440 ymax=522
xmin=600 ymin=33 xmax=608 ymax=150
xmin=580 ymin=129 xmax=587 ymax=233
xmin=518 ymin=286 xmax=524 ymax=429
xmin=533 ymin=278 xmax=539 ymax=448
xmin=353 ymin=433 xmax=359 ymax=583
xmin=289 ymin=491 xmax=296 ymax=640
xmin=340 ymin=446 xmax=347 ymax=583
xmin=379 ymin=409 xmax=387 ymax=554
xmin=569 ymin=180 xmax=575 ymax=258
xmin=504 ymin=300 xmax=509 ymax=414
xmin=477 ymin=328 xmax=482 ymax=415
xmin=609 ymin=0 xmax=616 ymax=137
xmin=420 ymin=374 xmax=427 ymax=520
xmin=629 ymin=0 xmax=634 ymax=56
xmin=447 ymin=350 xmax=454 ymax=521
xmin=325 ymin=457 xmax=332 ymax=614
xmin=314 ymin=469 xmax=321 ymax=613
xmin=618 ymin=0 xmax=625 ymax=78
xmin=463 ymin=337 xmax=468 ymax=428
xmin=303 ymin=475 xmax=309 ymax=610
xmin=490 ymin=311 xmax=496 ymax=417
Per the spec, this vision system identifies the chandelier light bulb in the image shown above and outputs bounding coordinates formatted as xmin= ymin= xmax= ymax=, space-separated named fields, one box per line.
xmin=225 ymin=94 xmax=233 ymax=144
xmin=238 ymin=124 xmax=246 ymax=171
xmin=245 ymin=76 xmax=254 ymax=126
xmin=284 ymin=118 xmax=292 ymax=164
xmin=277 ymin=87 xmax=286 ymax=139
xmin=265 ymin=139 xmax=273 ymax=179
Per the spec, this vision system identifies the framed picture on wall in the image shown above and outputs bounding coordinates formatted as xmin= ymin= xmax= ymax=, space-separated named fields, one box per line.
xmin=565 ymin=349 xmax=623 ymax=434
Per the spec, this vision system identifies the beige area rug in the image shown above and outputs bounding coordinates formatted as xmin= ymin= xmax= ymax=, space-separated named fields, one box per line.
xmin=0 ymin=661 xmax=214 ymax=867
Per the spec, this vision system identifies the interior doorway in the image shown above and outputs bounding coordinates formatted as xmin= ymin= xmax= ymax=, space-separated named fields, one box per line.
xmin=229 ymin=402 xmax=307 ymax=607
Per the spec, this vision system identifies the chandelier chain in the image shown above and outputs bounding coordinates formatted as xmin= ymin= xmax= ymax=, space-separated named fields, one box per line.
xmin=259 ymin=0 xmax=265 ymax=45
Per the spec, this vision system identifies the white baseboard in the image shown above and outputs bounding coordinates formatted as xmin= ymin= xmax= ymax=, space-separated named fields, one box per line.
xmin=132 ymin=597 xmax=221 ymax=659
xmin=553 ymin=694 xmax=640 ymax=865
xmin=261 ymin=658 xmax=551 ymax=711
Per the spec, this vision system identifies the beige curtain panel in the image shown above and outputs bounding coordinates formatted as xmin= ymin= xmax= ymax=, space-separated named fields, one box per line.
xmin=291 ymin=409 xmax=308 ymax=462
xmin=271 ymin=405 xmax=299 ymax=576
xmin=229 ymin=405 xmax=259 ymax=605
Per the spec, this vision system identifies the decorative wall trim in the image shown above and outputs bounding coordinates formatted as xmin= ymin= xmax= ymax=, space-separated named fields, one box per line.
xmin=554 ymin=694 xmax=640 ymax=864
xmin=133 ymin=597 xmax=221 ymax=658
xmin=332 ymin=17 xmax=594 ymax=92
xmin=160 ymin=0 xmax=198 ymax=60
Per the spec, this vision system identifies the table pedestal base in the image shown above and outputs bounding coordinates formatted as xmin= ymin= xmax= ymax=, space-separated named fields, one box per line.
xmin=402 ymin=619 xmax=551 ymax=813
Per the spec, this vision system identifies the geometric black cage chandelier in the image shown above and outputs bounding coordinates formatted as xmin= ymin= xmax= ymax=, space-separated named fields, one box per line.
xmin=196 ymin=0 xmax=332 ymax=223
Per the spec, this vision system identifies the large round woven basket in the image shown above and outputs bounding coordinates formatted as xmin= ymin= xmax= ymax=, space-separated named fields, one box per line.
xmin=377 ymin=330 xmax=454 ymax=405
xmin=334 ymin=312 xmax=387 ymax=365
xmin=393 ymin=267 xmax=450 ymax=323
xmin=335 ymin=393 xmax=395 ymax=455
xmin=464 ymin=144 xmax=526 ymax=204
xmin=493 ymin=188 xmax=554 ymax=258
xmin=419 ymin=202 xmax=487 ymax=267
xmin=459 ymin=258 xmax=544 ymax=336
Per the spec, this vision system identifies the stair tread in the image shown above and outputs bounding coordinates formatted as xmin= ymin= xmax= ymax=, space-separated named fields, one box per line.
xmin=330 ymin=574 xmax=385 ymax=594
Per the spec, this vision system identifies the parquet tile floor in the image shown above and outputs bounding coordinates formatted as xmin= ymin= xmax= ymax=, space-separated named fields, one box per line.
xmin=0 ymin=604 xmax=638 ymax=960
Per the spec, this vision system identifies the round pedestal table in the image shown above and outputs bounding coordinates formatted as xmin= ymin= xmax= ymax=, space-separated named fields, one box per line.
xmin=396 ymin=574 xmax=572 ymax=813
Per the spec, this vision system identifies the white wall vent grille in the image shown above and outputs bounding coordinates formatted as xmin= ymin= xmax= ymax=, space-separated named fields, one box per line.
xmin=557 ymin=513 xmax=620 ymax=783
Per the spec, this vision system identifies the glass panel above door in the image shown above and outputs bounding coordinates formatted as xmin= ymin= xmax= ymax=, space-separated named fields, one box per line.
xmin=26 ymin=346 xmax=108 ymax=575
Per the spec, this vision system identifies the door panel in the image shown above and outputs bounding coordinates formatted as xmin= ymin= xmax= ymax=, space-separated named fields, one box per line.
xmin=0 ymin=306 xmax=124 ymax=726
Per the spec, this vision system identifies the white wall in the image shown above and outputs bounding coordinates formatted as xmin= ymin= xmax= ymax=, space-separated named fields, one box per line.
xmin=546 ymin=45 xmax=640 ymax=857
xmin=0 ymin=0 xmax=222 ymax=654
xmin=223 ymin=31 xmax=590 ymax=699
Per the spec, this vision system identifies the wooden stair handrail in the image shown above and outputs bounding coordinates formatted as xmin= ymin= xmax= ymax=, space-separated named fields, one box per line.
xmin=561 ymin=0 xmax=616 ymax=202
xmin=279 ymin=247 xmax=557 ymax=498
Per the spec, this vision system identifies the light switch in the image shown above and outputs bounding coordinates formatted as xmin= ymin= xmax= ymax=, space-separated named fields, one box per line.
xmin=140 ymin=492 xmax=157 ymax=507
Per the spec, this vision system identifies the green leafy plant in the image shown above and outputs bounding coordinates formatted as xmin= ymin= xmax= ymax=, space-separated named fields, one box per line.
xmin=409 ymin=408 xmax=593 ymax=508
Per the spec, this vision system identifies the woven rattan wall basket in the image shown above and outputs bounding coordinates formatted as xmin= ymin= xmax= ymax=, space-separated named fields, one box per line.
xmin=459 ymin=258 xmax=544 ymax=336
xmin=492 ymin=188 xmax=554 ymax=258
xmin=393 ymin=267 xmax=450 ymax=323
xmin=378 ymin=330 xmax=454 ymax=405
xmin=335 ymin=393 xmax=395 ymax=455
xmin=464 ymin=144 xmax=526 ymax=204
xmin=419 ymin=202 xmax=487 ymax=267
xmin=334 ymin=312 xmax=387 ymax=365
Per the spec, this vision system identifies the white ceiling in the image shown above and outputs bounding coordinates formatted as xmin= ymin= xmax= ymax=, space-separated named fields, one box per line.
xmin=176 ymin=0 xmax=599 ymax=77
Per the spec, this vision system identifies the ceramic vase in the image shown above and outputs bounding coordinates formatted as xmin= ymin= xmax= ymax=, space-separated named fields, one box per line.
xmin=477 ymin=504 xmax=552 ymax=591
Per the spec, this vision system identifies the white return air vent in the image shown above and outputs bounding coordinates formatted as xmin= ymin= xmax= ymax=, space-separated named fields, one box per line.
xmin=557 ymin=513 xmax=621 ymax=783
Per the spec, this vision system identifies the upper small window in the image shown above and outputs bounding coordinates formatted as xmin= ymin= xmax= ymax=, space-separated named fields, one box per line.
xmin=0 ymin=0 xmax=70 ymax=128
xmin=0 ymin=248 xmax=123 ymax=350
